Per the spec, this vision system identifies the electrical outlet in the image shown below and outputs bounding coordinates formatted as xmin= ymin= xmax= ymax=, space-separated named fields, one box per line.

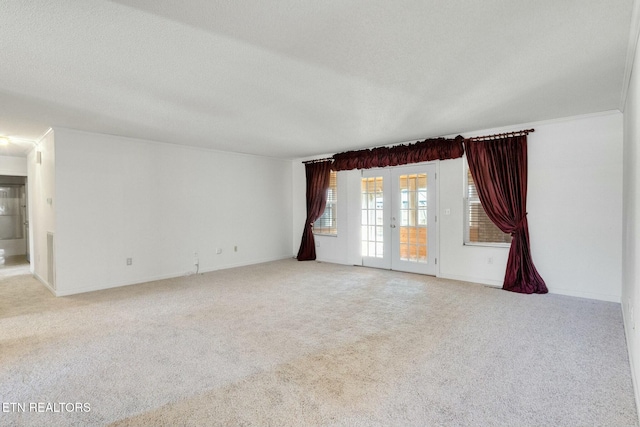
xmin=126 ymin=258 xmax=132 ymax=266
xmin=216 ymin=248 xmax=222 ymax=254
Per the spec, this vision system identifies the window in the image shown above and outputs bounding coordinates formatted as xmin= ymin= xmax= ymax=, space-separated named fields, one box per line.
xmin=314 ymin=170 xmax=337 ymax=235
xmin=464 ymin=163 xmax=512 ymax=245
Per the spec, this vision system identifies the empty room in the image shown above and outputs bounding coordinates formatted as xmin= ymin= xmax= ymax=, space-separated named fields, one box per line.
xmin=1 ymin=1 xmax=640 ymax=426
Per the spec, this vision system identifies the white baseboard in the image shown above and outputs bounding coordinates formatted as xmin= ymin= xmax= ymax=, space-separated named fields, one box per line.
xmin=51 ymin=254 xmax=293 ymax=297
xmin=546 ymin=288 xmax=620 ymax=303
xmin=314 ymin=257 xmax=354 ymax=266
xmin=438 ymin=273 xmax=620 ymax=303
xmin=438 ymin=273 xmax=503 ymax=288
xmin=199 ymin=255 xmax=294 ymax=272
xmin=33 ymin=272 xmax=55 ymax=296
xmin=53 ymin=271 xmax=187 ymax=297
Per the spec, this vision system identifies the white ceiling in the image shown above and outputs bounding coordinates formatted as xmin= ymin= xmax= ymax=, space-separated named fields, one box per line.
xmin=0 ymin=0 xmax=635 ymax=158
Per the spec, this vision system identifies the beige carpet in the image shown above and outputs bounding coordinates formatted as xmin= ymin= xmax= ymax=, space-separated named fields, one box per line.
xmin=0 ymin=259 xmax=637 ymax=426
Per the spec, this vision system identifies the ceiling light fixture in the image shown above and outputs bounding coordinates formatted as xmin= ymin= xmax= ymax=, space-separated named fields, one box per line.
xmin=0 ymin=137 xmax=9 ymax=145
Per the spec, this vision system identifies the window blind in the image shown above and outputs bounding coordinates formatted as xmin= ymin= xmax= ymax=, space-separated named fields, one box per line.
xmin=314 ymin=170 xmax=337 ymax=235
xmin=466 ymin=169 xmax=512 ymax=244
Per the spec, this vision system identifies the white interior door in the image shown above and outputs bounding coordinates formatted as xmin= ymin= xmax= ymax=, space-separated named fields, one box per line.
xmin=361 ymin=164 xmax=437 ymax=275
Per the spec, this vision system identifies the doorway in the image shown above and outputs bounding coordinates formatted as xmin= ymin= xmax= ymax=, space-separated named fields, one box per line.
xmin=0 ymin=175 xmax=29 ymax=271
xmin=360 ymin=163 xmax=437 ymax=275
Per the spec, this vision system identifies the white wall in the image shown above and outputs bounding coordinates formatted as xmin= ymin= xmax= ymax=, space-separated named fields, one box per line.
xmin=294 ymin=112 xmax=624 ymax=302
xmin=0 ymin=155 xmax=27 ymax=176
xmin=622 ymin=13 xmax=640 ymax=420
xmin=52 ymin=127 xmax=293 ymax=296
xmin=443 ymin=112 xmax=623 ymax=301
xmin=28 ymin=129 xmax=56 ymax=287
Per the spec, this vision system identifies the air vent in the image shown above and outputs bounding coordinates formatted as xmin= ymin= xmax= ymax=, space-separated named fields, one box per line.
xmin=47 ymin=232 xmax=55 ymax=290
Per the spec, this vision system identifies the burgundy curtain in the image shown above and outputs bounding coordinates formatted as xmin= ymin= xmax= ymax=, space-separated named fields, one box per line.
xmin=465 ymin=136 xmax=547 ymax=294
xmin=332 ymin=136 xmax=464 ymax=171
xmin=297 ymin=161 xmax=332 ymax=261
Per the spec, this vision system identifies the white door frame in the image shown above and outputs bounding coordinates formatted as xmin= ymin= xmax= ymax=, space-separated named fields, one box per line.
xmin=360 ymin=162 xmax=439 ymax=276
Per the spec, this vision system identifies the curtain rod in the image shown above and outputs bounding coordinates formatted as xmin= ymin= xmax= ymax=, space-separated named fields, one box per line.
xmin=466 ymin=129 xmax=534 ymax=141
xmin=302 ymin=157 xmax=333 ymax=164
xmin=301 ymin=128 xmax=535 ymax=164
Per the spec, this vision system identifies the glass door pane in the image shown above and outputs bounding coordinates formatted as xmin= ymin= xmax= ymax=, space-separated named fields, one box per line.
xmin=398 ymin=173 xmax=428 ymax=262
xmin=361 ymin=176 xmax=384 ymax=258
xmin=361 ymin=171 xmax=391 ymax=270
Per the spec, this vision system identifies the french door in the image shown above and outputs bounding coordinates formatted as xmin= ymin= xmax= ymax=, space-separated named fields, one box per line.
xmin=361 ymin=164 xmax=437 ymax=275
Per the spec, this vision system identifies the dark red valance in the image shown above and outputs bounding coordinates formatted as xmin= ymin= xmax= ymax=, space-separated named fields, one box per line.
xmin=332 ymin=136 xmax=464 ymax=171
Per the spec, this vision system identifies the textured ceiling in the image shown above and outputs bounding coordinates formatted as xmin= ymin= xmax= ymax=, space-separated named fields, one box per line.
xmin=0 ymin=0 xmax=635 ymax=158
